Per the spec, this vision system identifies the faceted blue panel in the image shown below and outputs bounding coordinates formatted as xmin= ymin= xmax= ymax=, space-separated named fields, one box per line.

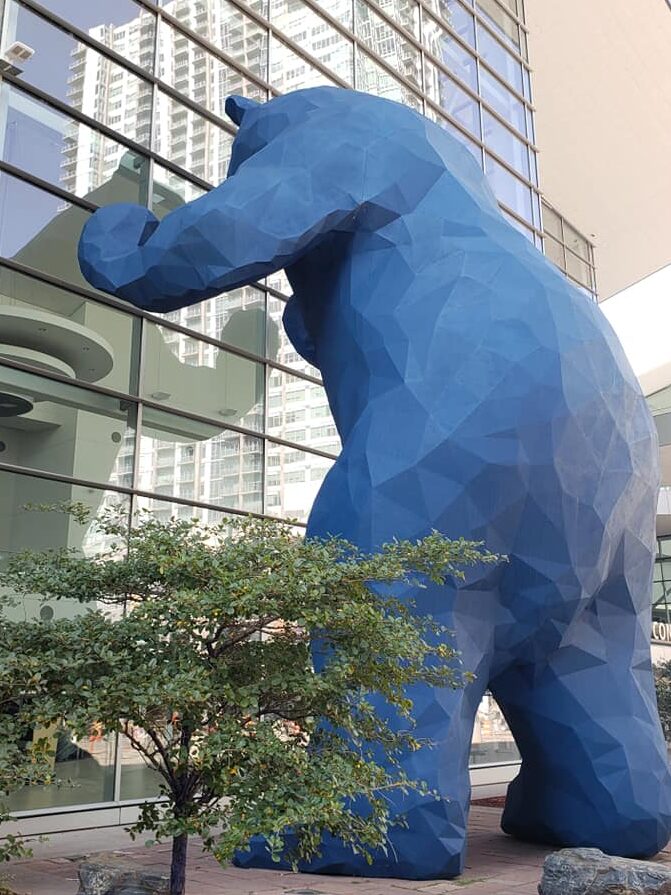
xmin=78 ymin=87 xmax=671 ymax=880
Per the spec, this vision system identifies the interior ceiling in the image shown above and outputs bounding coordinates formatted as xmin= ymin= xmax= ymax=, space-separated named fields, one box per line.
xmin=525 ymin=0 xmax=671 ymax=299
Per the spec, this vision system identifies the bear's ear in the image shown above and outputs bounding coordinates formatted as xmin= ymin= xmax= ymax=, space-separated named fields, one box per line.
xmin=225 ymin=95 xmax=261 ymax=126
xmin=283 ymin=296 xmax=319 ymax=369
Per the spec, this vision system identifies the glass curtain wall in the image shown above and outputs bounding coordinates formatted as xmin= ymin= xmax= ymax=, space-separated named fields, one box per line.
xmin=0 ymin=0 xmax=541 ymax=817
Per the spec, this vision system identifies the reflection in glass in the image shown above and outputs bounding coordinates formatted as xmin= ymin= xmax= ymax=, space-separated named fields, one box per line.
xmin=3 ymin=2 xmax=154 ymax=146
xmin=355 ymin=49 xmax=422 ymax=111
xmin=0 ymin=365 xmax=136 ymax=488
xmin=477 ymin=24 xmax=523 ymax=94
xmin=265 ymin=442 xmax=335 ymax=522
xmin=424 ymin=59 xmax=480 ymax=137
xmin=0 ymin=472 xmax=129 ymax=812
xmin=367 ymin=0 xmax=419 ymax=36
xmin=469 ymin=692 xmax=520 ymax=765
xmin=482 ymin=110 xmax=529 ymax=178
xmin=0 ymin=83 xmax=150 ymax=203
xmin=156 ymin=20 xmax=266 ymax=119
xmin=271 ymin=0 xmax=353 ymax=85
xmin=422 ymin=11 xmax=477 ymax=90
xmin=15 ymin=0 xmax=157 ymax=71
xmin=484 ymin=153 xmax=532 ymax=223
xmin=0 ymin=173 xmax=93 ymax=291
xmin=139 ymin=406 xmax=263 ymax=514
xmin=355 ymin=0 xmax=420 ymax=88
xmin=161 ymin=285 xmax=267 ymax=357
xmin=153 ymin=92 xmax=233 ymax=188
xmin=142 ymin=322 xmax=265 ymax=433
xmin=270 ymin=36 xmax=339 ymax=91
xmin=479 ymin=67 xmax=526 ymax=137
xmin=152 ymin=160 xmax=209 ymax=218
xmin=423 ymin=0 xmax=474 ymax=45
xmin=266 ymin=369 xmax=338 ymax=455
xmin=162 ymin=0 xmax=268 ymax=66
xmin=475 ymin=0 xmax=521 ymax=55
xmin=267 ymin=296 xmax=320 ymax=378
xmin=0 ymin=265 xmax=138 ymax=394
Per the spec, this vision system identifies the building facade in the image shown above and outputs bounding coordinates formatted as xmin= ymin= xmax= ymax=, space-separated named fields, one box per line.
xmin=0 ymin=0 xmax=600 ymax=830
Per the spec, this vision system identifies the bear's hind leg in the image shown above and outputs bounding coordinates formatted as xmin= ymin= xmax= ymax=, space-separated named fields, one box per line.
xmin=491 ymin=644 xmax=671 ymax=857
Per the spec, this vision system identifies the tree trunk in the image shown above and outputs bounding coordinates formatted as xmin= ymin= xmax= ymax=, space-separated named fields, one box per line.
xmin=170 ymin=832 xmax=188 ymax=895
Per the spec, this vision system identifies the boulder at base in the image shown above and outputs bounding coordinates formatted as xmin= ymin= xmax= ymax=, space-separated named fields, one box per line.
xmin=77 ymin=854 xmax=169 ymax=895
xmin=539 ymin=848 xmax=671 ymax=895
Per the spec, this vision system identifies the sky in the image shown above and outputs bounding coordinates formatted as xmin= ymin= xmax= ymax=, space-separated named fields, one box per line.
xmin=601 ymin=263 xmax=671 ymax=396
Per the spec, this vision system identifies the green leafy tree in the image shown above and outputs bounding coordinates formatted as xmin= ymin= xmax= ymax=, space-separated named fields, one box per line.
xmin=0 ymin=508 xmax=498 ymax=895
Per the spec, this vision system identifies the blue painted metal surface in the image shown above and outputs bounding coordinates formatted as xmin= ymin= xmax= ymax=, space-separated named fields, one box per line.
xmin=79 ymin=87 xmax=671 ymax=879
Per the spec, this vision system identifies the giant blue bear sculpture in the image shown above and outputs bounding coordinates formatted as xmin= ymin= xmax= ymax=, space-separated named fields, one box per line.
xmin=78 ymin=87 xmax=671 ymax=879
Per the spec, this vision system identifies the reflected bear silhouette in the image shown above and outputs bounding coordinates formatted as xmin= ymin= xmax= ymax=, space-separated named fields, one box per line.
xmin=79 ymin=87 xmax=671 ymax=879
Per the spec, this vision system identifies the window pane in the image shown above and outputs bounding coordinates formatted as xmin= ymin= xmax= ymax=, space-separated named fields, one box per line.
xmin=565 ymin=249 xmax=594 ymax=292
xmin=563 ymin=223 xmax=591 ymax=262
xmin=17 ymin=0 xmax=157 ymax=72
xmin=479 ymin=67 xmax=526 ymax=136
xmin=482 ymin=110 xmax=529 ymax=178
xmin=139 ymin=406 xmax=263 ymax=513
xmin=422 ymin=10 xmax=477 ymax=90
xmin=265 ymin=442 xmax=335 ymax=521
xmin=367 ymin=0 xmax=419 ymax=36
xmin=423 ymin=0 xmax=475 ymax=46
xmin=485 ymin=153 xmax=532 ymax=222
xmin=475 ymin=0 xmax=521 ymax=55
xmin=0 ymin=473 xmax=129 ymax=811
xmin=267 ymin=370 xmax=338 ymax=454
xmin=310 ymin=0 xmax=354 ymax=29
xmin=156 ymin=20 xmax=266 ymax=116
xmin=477 ymin=23 xmax=523 ymax=94
xmin=272 ymin=0 xmax=354 ymax=85
xmin=0 ymin=365 xmax=136 ymax=488
xmin=543 ymin=234 xmax=565 ymax=270
xmin=267 ymin=296 xmax=321 ymax=378
xmin=151 ymin=162 xmax=209 ymax=218
xmin=1 ymin=83 xmax=151 ymax=204
xmin=0 ymin=265 xmax=138 ymax=394
xmin=355 ymin=0 xmax=421 ymax=88
xmin=163 ymin=0 xmax=268 ymax=49
xmin=142 ymin=322 xmax=265 ymax=432
xmin=542 ymin=203 xmax=563 ymax=241
xmin=161 ymin=285 xmax=267 ymax=357
xmin=3 ymin=3 xmax=153 ymax=146
xmin=270 ymin=36 xmax=340 ymax=90
xmin=0 ymin=173 xmax=94 ymax=292
xmin=153 ymin=92 xmax=234 ymax=186
xmin=425 ymin=59 xmax=480 ymax=138
xmin=501 ymin=209 xmax=534 ymax=243
xmin=356 ymin=49 xmax=422 ymax=110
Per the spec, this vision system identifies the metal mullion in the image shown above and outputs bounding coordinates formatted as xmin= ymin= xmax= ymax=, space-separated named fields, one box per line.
xmin=0 ymin=73 xmax=214 ymax=194
xmin=497 ymin=201 xmax=544 ymax=239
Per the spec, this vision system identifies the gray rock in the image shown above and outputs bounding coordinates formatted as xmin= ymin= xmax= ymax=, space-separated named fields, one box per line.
xmin=77 ymin=854 xmax=169 ymax=895
xmin=539 ymin=848 xmax=671 ymax=895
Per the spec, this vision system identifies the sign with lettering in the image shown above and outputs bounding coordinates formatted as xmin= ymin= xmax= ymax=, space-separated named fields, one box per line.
xmin=652 ymin=621 xmax=671 ymax=644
